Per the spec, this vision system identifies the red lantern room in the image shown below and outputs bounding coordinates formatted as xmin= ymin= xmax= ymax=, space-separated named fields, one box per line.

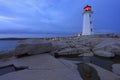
xmin=84 ymin=5 xmax=91 ymax=11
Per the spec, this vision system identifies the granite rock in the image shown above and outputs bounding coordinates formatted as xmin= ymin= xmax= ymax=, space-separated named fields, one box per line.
xmin=57 ymin=48 xmax=80 ymax=55
xmin=112 ymin=64 xmax=120 ymax=76
xmin=14 ymin=39 xmax=53 ymax=56
xmin=93 ymin=50 xmax=115 ymax=57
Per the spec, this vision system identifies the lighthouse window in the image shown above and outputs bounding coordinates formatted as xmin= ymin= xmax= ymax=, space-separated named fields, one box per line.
xmin=90 ymin=21 xmax=92 ymax=24
xmin=89 ymin=15 xmax=91 ymax=17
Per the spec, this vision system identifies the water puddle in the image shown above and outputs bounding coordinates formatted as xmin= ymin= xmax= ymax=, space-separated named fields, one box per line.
xmin=0 ymin=64 xmax=28 ymax=75
xmin=63 ymin=56 xmax=117 ymax=71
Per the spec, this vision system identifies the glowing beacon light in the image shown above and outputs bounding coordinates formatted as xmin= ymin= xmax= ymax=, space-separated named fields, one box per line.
xmin=84 ymin=5 xmax=91 ymax=11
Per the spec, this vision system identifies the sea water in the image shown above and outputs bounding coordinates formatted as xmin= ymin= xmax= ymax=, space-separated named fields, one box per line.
xmin=0 ymin=33 xmax=75 ymax=38
xmin=0 ymin=40 xmax=18 ymax=52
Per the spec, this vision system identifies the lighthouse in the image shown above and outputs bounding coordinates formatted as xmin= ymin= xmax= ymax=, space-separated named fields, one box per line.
xmin=82 ymin=5 xmax=93 ymax=35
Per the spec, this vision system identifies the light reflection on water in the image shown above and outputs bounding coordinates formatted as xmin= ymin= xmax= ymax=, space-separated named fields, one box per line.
xmin=64 ymin=56 xmax=114 ymax=71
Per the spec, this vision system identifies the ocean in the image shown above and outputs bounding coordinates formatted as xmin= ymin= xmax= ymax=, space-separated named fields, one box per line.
xmin=0 ymin=34 xmax=75 ymax=38
xmin=0 ymin=40 xmax=18 ymax=52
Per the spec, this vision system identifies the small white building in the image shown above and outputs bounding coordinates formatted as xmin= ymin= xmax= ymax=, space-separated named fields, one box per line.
xmin=82 ymin=5 xmax=93 ymax=35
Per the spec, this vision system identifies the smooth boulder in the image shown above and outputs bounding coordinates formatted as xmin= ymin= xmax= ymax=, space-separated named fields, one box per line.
xmin=112 ymin=64 xmax=120 ymax=76
xmin=51 ymin=40 xmax=70 ymax=51
xmin=57 ymin=48 xmax=80 ymax=55
xmin=14 ymin=39 xmax=53 ymax=56
xmin=93 ymin=38 xmax=120 ymax=56
xmin=93 ymin=50 xmax=115 ymax=57
xmin=79 ymin=52 xmax=94 ymax=57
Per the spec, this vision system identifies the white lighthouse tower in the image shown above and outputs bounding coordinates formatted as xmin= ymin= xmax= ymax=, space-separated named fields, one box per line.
xmin=82 ymin=5 xmax=93 ymax=35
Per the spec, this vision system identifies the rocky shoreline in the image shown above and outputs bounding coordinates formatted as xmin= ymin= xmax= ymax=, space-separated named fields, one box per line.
xmin=0 ymin=34 xmax=120 ymax=80
xmin=2 ymin=34 xmax=120 ymax=58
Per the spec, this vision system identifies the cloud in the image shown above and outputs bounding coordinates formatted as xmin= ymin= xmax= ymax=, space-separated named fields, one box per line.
xmin=0 ymin=15 xmax=28 ymax=31
xmin=0 ymin=0 xmax=47 ymax=16
xmin=0 ymin=0 xmax=85 ymax=34
xmin=0 ymin=15 xmax=24 ymax=23
xmin=0 ymin=16 xmax=15 ymax=22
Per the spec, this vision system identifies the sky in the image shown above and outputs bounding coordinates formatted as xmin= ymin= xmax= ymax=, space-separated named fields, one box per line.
xmin=0 ymin=0 xmax=120 ymax=35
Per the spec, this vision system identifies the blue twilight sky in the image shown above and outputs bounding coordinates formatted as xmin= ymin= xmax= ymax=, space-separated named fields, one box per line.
xmin=0 ymin=0 xmax=120 ymax=35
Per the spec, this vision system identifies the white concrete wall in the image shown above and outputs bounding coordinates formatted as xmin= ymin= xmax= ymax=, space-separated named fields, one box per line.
xmin=82 ymin=11 xmax=92 ymax=35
